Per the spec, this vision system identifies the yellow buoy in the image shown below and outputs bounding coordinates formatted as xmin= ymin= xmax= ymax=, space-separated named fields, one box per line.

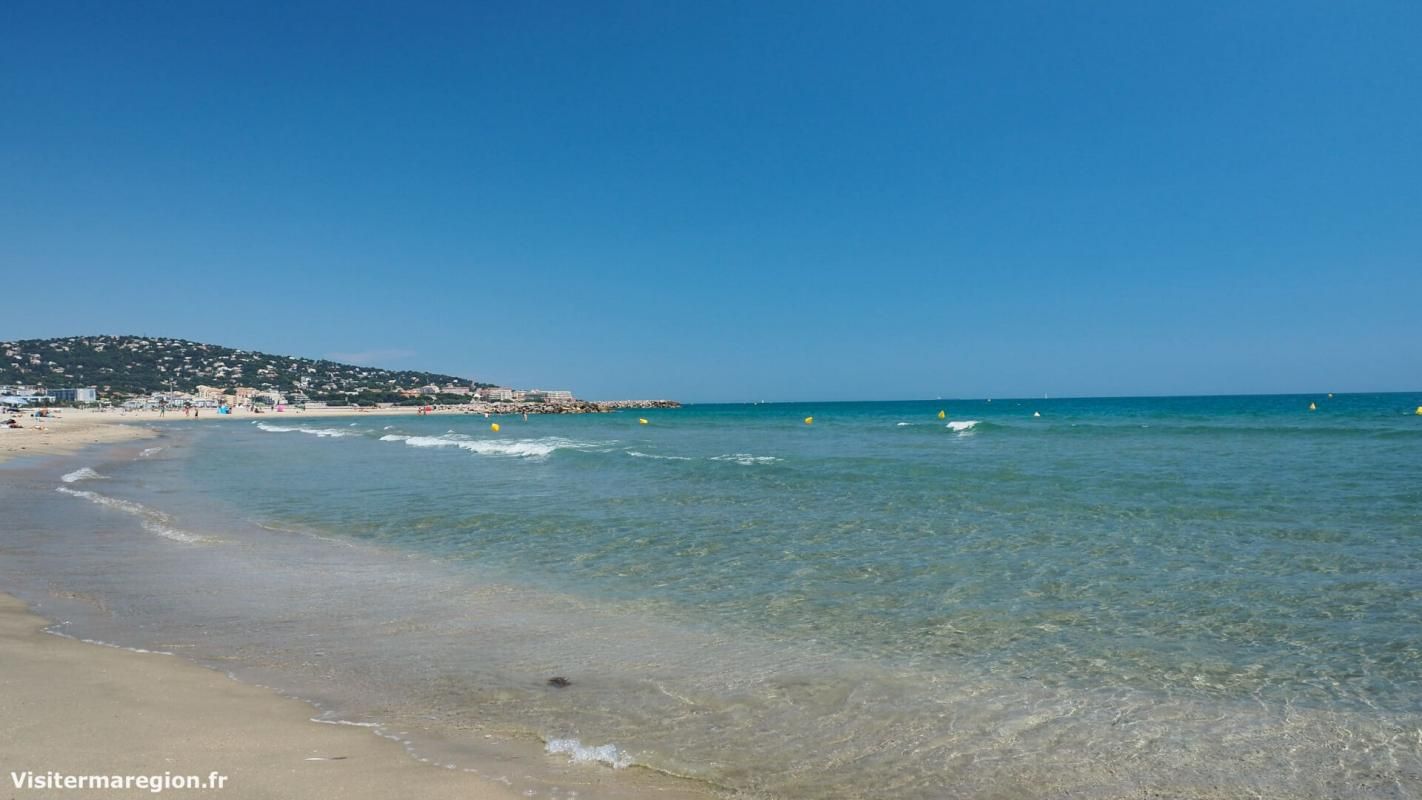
xmin=804 ymin=416 xmax=814 ymax=425
xmin=1415 ymin=406 xmax=1422 ymax=416
xmin=639 ymin=418 xmax=648 ymax=425
xmin=1308 ymin=402 xmax=1316 ymax=411
xmin=937 ymin=410 xmax=946 ymax=419
xmin=490 ymin=423 xmax=500 ymax=432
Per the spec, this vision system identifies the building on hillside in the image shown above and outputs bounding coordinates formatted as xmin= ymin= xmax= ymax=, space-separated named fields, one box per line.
xmin=477 ymin=387 xmax=514 ymax=402
xmin=417 ymin=384 xmax=441 ymax=395
xmin=441 ymin=385 xmax=471 ymax=395
xmin=44 ymin=386 xmax=99 ymax=403
xmin=2 ymin=393 xmax=45 ymax=407
xmin=0 ymin=385 xmax=40 ymax=396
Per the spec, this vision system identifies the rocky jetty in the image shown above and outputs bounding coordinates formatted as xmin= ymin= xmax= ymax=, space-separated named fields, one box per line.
xmin=590 ymin=399 xmax=681 ymax=411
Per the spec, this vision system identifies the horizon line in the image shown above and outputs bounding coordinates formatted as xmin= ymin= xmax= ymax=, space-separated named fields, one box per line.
xmin=678 ymin=389 xmax=1422 ymax=406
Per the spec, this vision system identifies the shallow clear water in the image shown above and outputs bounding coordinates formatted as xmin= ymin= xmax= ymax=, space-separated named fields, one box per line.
xmin=4 ymin=394 xmax=1421 ymax=798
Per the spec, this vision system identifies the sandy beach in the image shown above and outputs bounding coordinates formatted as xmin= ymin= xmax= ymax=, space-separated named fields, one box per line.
xmin=0 ymin=592 xmax=522 ymax=800
xmin=0 ymin=411 xmax=156 ymax=464
xmin=0 ymin=405 xmax=484 ymax=465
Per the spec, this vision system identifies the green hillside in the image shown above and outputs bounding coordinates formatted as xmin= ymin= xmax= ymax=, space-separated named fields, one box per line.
xmin=1 ymin=335 xmax=493 ymax=402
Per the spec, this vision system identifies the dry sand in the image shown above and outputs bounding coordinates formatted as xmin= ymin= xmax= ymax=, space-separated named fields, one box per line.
xmin=0 ymin=412 xmax=156 ymax=465
xmin=0 ymin=593 xmax=522 ymax=800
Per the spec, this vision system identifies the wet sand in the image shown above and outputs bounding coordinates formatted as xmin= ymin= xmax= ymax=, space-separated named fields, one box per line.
xmin=0 ymin=592 xmax=523 ymax=800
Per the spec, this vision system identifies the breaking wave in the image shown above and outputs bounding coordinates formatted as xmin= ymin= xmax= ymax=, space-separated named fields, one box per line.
xmin=55 ymin=486 xmax=209 ymax=544
xmin=378 ymin=434 xmax=613 ymax=460
xmin=61 ymin=467 xmax=105 ymax=483
xmin=710 ymin=453 xmax=782 ymax=465
xmin=254 ymin=422 xmax=353 ymax=437
xmin=545 ymin=738 xmax=632 ymax=769
xmin=626 ymin=450 xmax=693 ymax=461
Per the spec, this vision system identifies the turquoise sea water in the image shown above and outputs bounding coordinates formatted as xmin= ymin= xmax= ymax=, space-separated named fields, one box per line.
xmin=5 ymin=393 xmax=1421 ymax=798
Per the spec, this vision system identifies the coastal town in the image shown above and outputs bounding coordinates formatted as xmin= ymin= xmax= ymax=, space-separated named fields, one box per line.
xmin=0 ymin=381 xmax=650 ymax=413
xmin=1 ymin=336 xmax=677 ymax=414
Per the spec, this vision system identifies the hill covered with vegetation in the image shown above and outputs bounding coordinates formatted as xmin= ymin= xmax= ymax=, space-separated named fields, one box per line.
xmin=1 ymin=335 xmax=492 ymax=403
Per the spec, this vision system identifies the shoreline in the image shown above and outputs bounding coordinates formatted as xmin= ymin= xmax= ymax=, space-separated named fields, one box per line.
xmin=1 ymin=438 xmax=720 ymax=800
xmin=0 ymin=403 xmax=674 ymax=465
xmin=0 ymin=591 xmax=523 ymax=800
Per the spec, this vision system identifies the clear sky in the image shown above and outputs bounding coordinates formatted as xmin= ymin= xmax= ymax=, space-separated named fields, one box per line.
xmin=3 ymin=2 xmax=1418 ymax=402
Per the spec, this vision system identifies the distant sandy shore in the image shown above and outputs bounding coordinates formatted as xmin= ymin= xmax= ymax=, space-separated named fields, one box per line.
xmin=0 ymin=405 xmax=475 ymax=465
xmin=0 ymin=593 xmax=521 ymax=800
xmin=0 ymin=411 xmax=157 ymax=464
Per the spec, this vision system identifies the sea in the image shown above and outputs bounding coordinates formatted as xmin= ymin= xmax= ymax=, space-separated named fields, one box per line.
xmin=2 ymin=394 xmax=1420 ymax=799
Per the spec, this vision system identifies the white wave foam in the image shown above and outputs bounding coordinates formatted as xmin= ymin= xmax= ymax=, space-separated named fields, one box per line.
xmin=947 ymin=420 xmax=980 ymax=433
xmin=255 ymin=422 xmax=351 ymax=437
xmin=626 ymin=450 xmax=692 ymax=461
xmin=138 ymin=447 xmax=164 ymax=458
xmin=546 ymin=738 xmax=631 ymax=769
xmin=44 ymin=628 xmax=174 ymax=655
xmin=55 ymin=487 xmax=208 ymax=543
xmin=381 ymin=434 xmax=611 ymax=460
xmin=141 ymin=521 xmax=207 ymax=543
xmin=309 ymin=718 xmax=382 ymax=728
xmin=896 ymin=422 xmax=914 ymax=427
xmin=61 ymin=467 xmax=105 ymax=483
xmin=57 ymin=486 xmax=147 ymax=514
xmin=711 ymin=453 xmax=782 ymax=465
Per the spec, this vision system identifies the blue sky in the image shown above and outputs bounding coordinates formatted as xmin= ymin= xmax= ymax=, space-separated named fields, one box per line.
xmin=3 ymin=2 xmax=1418 ymax=401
